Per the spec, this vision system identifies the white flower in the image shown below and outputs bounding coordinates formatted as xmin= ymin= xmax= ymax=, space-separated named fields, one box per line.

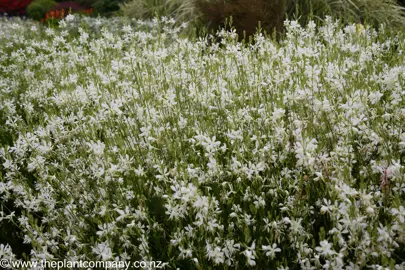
xmin=92 ymin=241 xmax=113 ymax=260
xmin=315 ymin=240 xmax=335 ymax=257
xmin=391 ymin=206 xmax=405 ymax=223
xmin=262 ymin=243 xmax=281 ymax=259
xmin=368 ymin=91 xmax=383 ymax=104
xmin=0 ymin=243 xmax=15 ymax=260
xmin=65 ymin=14 xmax=75 ymax=22
xmin=87 ymin=140 xmax=105 ymax=156
xmin=366 ymin=206 xmax=375 ymax=215
xmin=2 ymin=159 xmax=13 ymax=170
xmin=134 ymin=165 xmax=145 ymax=176
xmin=96 ymin=223 xmax=114 ymax=237
xmin=272 ymin=107 xmax=285 ymax=121
xmin=243 ymin=241 xmax=256 ymax=266
xmin=387 ymin=160 xmax=402 ymax=179
xmin=179 ymin=246 xmax=193 ymax=259
xmin=206 ymin=243 xmax=224 ymax=265
xmin=377 ymin=225 xmax=392 ymax=243
xmin=320 ymin=198 xmax=333 ymax=214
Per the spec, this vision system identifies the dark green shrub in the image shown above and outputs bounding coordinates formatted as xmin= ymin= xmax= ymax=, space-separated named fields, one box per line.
xmin=92 ymin=0 xmax=125 ymax=17
xmin=26 ymin=0 xmax=57 ymax=20
xmin=76 ymin=0 xmax=97 ymax=8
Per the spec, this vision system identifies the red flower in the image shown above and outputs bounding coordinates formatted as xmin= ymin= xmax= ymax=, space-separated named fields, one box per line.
xmin=42 ymin=4 xmax=91 ymax=24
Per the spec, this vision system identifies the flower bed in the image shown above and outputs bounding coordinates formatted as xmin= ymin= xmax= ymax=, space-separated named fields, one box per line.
xmin=0 ymin=16 xmax=405 ymax=269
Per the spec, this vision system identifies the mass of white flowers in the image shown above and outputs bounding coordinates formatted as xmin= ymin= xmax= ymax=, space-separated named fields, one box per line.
xmin=0 ymin=15 xmax=405 ymax=269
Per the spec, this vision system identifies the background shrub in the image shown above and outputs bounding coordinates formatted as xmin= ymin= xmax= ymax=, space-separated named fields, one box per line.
xmin=51 ymin=1 xmax=85 ymax=12
xmin=196 ymin=0 xmax=405 ymax=39
xmin=119 ymin=0 xmax=405 ymax=39
xmin=119 ymin=0 xmax=287 ymax=38
xmin=0 ymin=0 xmax=33 ymax=16
xmin=26 ymin=0 xmax=56 ymax=20
xmin=91 ymin=0 xmax=125 ymax=17
xmin=52 ymin=0 xmax=122 ymax=17
xmin=197 ymin=0 xmax=288 ymax=39
xmin=68 ymin=0 xmax=95 ymax=8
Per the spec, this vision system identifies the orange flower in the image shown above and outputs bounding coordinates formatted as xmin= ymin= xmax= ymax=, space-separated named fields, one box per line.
xmin=42 ymin=6 xmax=91 ymax=23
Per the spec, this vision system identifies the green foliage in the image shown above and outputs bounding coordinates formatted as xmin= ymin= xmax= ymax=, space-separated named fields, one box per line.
xmin=26 ymin=0 xmax=57 ymax=21
xmin=92 ymin=0 xmax=125 ymax=17
xmin=119 ymin=0 xmax=152 ymax=19
xmin=73 ymin=0 xmax=96 ymax=8
xmin=288 ymin=0 xmax=405 ymax=29
xmin=120 ymin=0 xmax=201 ymax=24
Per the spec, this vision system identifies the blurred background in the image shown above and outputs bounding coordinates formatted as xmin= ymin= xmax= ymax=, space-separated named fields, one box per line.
xmin=1 ymin=0 xmax=405 ymax=36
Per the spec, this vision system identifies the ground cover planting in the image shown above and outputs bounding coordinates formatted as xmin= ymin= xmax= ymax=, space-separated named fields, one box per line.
xmin=1 ymin=15 xmax=405 ymax=269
